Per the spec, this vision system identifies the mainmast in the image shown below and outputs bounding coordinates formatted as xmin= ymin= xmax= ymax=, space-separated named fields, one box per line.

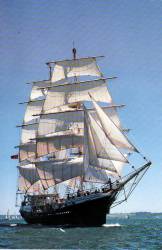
xmin=72 ymin=45 xmax=83 ymax=190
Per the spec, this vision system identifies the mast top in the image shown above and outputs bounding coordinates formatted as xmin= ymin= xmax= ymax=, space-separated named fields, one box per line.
xmin=72 ymin=42 xmax=77 ymax=60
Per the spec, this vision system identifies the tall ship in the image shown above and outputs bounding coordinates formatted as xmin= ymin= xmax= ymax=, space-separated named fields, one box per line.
xmin=13 ymin=48 xmax=151 ymax=226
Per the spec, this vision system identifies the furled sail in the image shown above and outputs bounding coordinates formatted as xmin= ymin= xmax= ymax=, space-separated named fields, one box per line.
xmin=50 ymin=57 xmax=102 ymax=82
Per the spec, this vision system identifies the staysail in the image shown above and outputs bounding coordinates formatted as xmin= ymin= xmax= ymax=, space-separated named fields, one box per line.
xmin=89 ymin=95 xmax=138 ymax=152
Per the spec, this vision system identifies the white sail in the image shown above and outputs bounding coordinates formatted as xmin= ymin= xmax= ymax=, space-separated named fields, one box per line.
xmin=37 ymin=134 xmax=83 ymax=157
xmin=90 ymin=106 xmax=122 ymax=129
xmin=30 ymin=78 xmax=70 ymax=107
xmin=111 ymin=160 xmax=126 ymax=177
xmin=84 ymin=166 xmax=110 ymax=184
xmin=20 ymin=101 xmax=41 ymax=146
xmin=18 ymin=175 xmax=31 ymax=192
xmin=38 ymin=110 xmax=84 ymax=136
xmin=83 ymin=108 xmax=128 ymax=185
xmin=23 ymin=100 xmax=44 ymax=124
xmin=51 ymin=57 xmax=102 ymax=82
xmin=20 ymin=100 xmax=43 ymax=145
xmin=43 ymin=79 xmax=112 ymax=114
xmin=91 ymin=97 xmax=137 ymax=152
xmin=36 ymin=106 xmax=121 ymax=161
xmin=18 ymin=164 xmax=40 ymax=186
xmin=21 ymin=123 xmax=37 ymax=144
xmin=84 ymin=111 xmax=118 ymax=172
xmin=88 ymin=112 xmax=128 ymax=163
xmin=36 ymin=158 xmax=83 ymax=185
xmin=18 ymin=177 xmax=45 ymax=192
xmin=63 ymin=177 xmax=81 ymax=189
xmin=38 ymin=106 xmax=119 ymax=138
xmin=30 ymin=80 xmax=50 ymax=101
xmin=19 ymin=143 xmax=36 ymax=162
xmin=18 ymin=175 xmax=51 ymax=194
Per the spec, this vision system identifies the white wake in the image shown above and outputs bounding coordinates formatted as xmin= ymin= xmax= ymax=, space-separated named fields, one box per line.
xmin=102 ymin=223 xmax=121 ymax=227
xmin=10 ymin=224 xmax=17 ymax=227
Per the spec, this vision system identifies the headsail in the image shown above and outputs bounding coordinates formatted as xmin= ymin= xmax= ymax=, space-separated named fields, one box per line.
xmin=89 ymin=94 xmax=138 ymax=152
xmin=84 ymin=109 xmax=128 ymax=163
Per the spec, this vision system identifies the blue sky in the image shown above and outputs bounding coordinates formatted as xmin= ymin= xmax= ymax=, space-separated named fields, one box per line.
xmin=0 ymin=0 xmax=162 ymax=214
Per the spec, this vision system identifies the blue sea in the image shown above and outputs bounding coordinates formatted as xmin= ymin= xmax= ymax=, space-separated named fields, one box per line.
xmin=0 ymin=213 xmax=162 ymax=249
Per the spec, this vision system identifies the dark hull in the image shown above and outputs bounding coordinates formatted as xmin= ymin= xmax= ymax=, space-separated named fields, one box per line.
xmin=20 ymin=191 xmax=117 ymax=227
